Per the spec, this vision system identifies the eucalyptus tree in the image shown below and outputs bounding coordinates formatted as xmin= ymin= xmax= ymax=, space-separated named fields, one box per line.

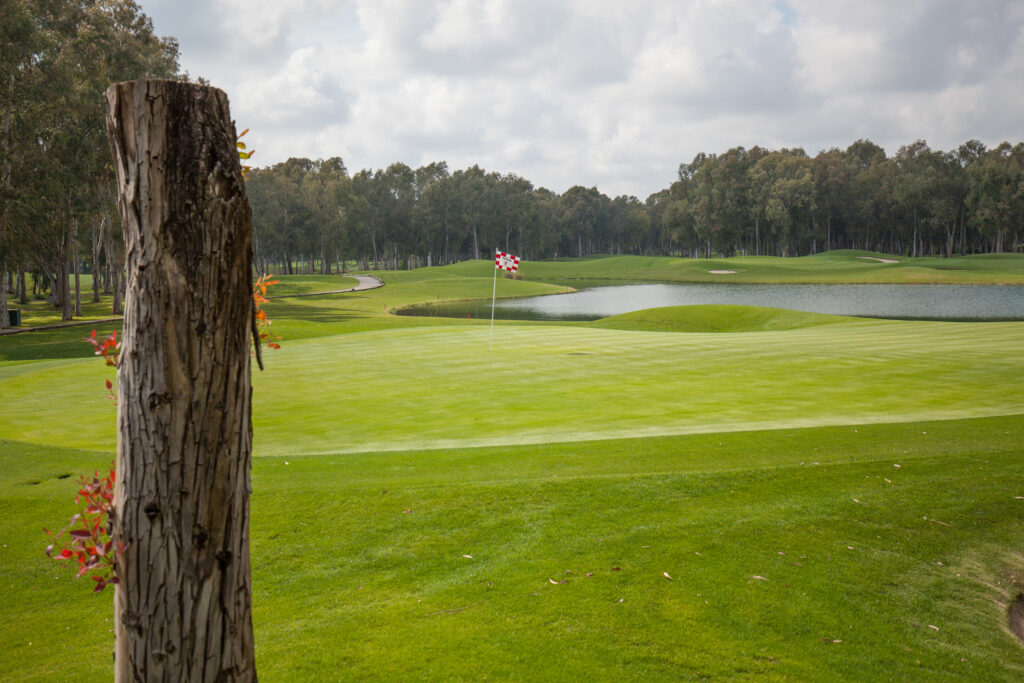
xmin=750 ymin=149 xmax=815 ymax=256
xmin=522 ymin=186 xmax=560 ymax=259
xmin=449 ymin=165 xmax=489 ymax=260
xmin=411 ymin=161 xmax=450 ymax=266
xmin=954 ymin=140 xmax=987 ymax=254
xmin=812 ymin=148 xmax=851 ymax=253
xmin=0 ymin=0 xmax=178 ymax=324
xmin=689 ymin=147 xmax=760 ymax=256
xmin=0 ymin=0 xmax=37 ymax=326
xmin=967 ymin=142 xmax=1024 ymax=253
xmin=379 ymin=162 xmax=416 ymax=269
xmin=608 ymin=195 xmax=650 ymax=255
xmin=559 ymin=185 xmax=609 ymax=257
xmin=842 ymin=140 xmax=890 ymax=251
xmin=494 ymin=172 xmax=534 ymax=256
xmin=662 ymin=196 xmax=695 ymax=255
xmin=299 ymin=157 xmax=349 ymax=273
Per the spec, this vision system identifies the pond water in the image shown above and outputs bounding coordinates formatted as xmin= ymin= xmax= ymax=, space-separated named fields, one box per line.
xmin=399 ymin=283 xmax=1024 ymax=322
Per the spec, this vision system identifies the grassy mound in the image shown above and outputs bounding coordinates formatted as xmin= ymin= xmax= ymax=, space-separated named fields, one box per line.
xmin=591 ymin=304 xmax=857 ymax=333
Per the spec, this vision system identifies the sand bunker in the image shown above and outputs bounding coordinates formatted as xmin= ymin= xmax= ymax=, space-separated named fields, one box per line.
xmin=708 ymin=270 xmax=738 ymax=274
xmin=857 ymin=256 xmax=900 ymax=264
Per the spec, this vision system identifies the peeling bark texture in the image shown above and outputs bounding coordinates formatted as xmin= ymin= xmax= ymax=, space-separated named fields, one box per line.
xmin=105 ymin=80 xmax=256 ymax=683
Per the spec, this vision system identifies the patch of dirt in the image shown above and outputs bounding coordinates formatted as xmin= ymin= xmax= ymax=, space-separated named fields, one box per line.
xmin=708 ymin=270 xmax=738 ymax=274
xmin=1009 ymin=594 xmax=1024 ymax=643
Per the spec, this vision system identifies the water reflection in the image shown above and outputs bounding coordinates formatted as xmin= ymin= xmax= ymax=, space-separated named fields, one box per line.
xmin=398 ymin=283 xmax=1024 ymax=322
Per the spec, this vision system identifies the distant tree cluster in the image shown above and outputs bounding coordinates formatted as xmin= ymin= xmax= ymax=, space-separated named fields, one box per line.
xmin=661 ymin=140 xmax=1024 ymax=258
xmin=247 ymin=139 xmax=1024 ymax=274
xmin=0 ymin=0 xmax=179 ymax=327
xmin=245 ymin=159 xmax=651 ymax=273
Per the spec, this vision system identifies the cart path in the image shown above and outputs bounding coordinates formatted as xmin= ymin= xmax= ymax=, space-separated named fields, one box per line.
xmin=268 ymin=275 xmax=383 ymax=299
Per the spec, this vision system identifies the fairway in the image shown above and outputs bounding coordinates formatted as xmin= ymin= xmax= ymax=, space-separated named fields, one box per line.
xmin=3 ymin=255 xmax=1024 ymax=680
xmin=3 ymin=318 xmax=1024 ymax=454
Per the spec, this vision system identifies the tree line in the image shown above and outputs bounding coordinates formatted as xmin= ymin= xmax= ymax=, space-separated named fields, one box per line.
xmin=246 ymin=157 xmax=651 ymax=273
xmin=245 ymin=139 xmax=1024 ymax=275
xmin=0 ymin=0 xmax=179 ymax=327
xmin=3 ymin=3 xmax=1024 ymax=327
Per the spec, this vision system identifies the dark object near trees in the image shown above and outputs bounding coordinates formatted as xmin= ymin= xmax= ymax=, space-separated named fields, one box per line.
xmin=6 ymin=309 xmax=20 ymax=326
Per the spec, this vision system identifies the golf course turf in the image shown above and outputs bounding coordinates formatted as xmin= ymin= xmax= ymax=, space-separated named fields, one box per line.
xmin=2 ymin=252 xmax=1024 ymax=680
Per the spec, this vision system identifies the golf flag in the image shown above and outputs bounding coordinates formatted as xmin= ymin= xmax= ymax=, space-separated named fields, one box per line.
xmin=495 ymin=250 xmax=520 ymax=272
xmin=490 ymin=250 xmax=521 ymax=351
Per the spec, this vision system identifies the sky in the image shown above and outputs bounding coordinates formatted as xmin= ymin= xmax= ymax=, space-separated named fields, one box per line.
xmin=139 ymin=0 xmax=1024 ymax=198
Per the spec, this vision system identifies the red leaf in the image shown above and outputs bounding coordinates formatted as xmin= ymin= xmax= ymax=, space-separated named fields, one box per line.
xmin=69 ymin=529 xmax=91 ymax=539
xmin=60 ymin=549 xmax=74 ymax=559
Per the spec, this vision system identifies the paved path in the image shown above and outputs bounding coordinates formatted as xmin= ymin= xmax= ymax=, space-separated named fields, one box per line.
xmin=1 ymin=275 xmax=384 ymax=335
xmin=268 ymin=275 xmax=383 ymax=299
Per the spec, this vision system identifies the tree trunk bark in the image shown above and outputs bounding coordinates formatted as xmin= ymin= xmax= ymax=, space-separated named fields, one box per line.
xmin=59 ymin=229 xmax=73 ymax=321
xmin=0 ymin=74 xmax=11 ymax=328
xmin=105 ymin=79 xmax=257 ymax=683
xmin=105 ymin=209 xmax=124 ymax=314
xmin=73 ymin=217 xmax=82 ymax=317
xmin=0 ymin=260 xmax=7 ymax=329
xmin=92 ymin=215 xmax=105 ymax=302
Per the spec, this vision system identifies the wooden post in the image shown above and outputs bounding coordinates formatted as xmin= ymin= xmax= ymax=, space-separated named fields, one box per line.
xmin=105 ymin=79 xmax=256 ymax=682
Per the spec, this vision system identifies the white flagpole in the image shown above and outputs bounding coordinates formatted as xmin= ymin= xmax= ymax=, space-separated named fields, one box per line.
xmin=490 ymin=254 xmax=498 ymax=351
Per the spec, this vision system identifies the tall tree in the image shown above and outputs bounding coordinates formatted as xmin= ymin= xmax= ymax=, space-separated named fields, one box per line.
xmin=0 ymin=0 xmax=178 ymax=323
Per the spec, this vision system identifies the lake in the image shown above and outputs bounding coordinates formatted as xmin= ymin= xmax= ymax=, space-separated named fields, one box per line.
xmin=398 ymin=283 xmax=1024 ymax=322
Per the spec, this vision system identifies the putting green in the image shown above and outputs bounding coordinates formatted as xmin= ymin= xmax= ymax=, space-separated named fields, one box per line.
xmin=4 ymin=319 xmax=1024 ymax=455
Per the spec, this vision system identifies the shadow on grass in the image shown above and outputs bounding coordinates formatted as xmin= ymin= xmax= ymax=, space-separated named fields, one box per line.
xmin=0 ymin=326 xmax=122 ymax=362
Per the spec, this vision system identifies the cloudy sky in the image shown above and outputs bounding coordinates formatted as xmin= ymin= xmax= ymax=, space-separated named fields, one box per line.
xmin=139 ymin=0 xmax=1024 ymax=198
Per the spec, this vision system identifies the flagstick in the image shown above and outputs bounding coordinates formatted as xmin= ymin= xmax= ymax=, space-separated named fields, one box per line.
xmin=490 ymin=260 xmax=498 ymax=352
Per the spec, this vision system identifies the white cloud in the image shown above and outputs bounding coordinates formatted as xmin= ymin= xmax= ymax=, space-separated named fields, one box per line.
xmin=139 ymin=0 xmax=1024 ymax=197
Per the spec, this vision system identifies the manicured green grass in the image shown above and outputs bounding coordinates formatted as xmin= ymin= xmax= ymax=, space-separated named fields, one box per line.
xmin=3 ymin=417 xmax=1024 ymax=680
xmin=592 ymin=304 xmax=855 ymax=332
xmin=3 ymin=255 xmax=1024 ymax=680
xmin=4 ymin=317 xmax=1023 ymax=455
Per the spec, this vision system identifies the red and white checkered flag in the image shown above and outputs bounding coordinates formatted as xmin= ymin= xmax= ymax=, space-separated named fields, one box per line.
xmin=495 ymin=250 xmax=520 ymax=272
